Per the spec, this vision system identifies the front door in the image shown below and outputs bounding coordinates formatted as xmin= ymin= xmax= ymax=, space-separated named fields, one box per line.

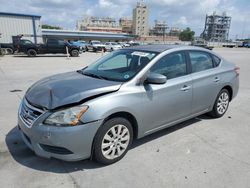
xmin=141 ymin=51 xmax=193 ymax=133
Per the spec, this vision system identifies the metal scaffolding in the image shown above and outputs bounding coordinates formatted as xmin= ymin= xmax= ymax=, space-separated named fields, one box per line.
xmin=201 ymin=12 xmax=231 ymax=42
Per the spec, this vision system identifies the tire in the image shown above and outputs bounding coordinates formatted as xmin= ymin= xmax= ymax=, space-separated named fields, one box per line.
xmin=208 ymin=89 xmax=230 ymax=118
xmin=70 ymin=49 xmax=79 ymax=57
xmin=93 ymin=117 xmax=133 ymax=165
xmin=27 ymin=49 xmax=37 ymax=57
xmin=6 ymin=48 xmax=13 ymax=55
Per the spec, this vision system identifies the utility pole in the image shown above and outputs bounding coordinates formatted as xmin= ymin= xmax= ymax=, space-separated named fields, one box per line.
xmin=0 ymin=33 xmax=2 ymax=56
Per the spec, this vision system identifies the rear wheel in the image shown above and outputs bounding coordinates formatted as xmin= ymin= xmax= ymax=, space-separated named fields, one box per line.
xmin=6 ymin=48 xmax=14 ymax=54
xmin=27 ymin=49 xmax=37 ymax=57
xmin=209 ymin=89 xmax=230 ymax=118
xmin=93 ymin=117 xmax=133 ymax=165
xmin=70 ymin=49 xmax=79 ymax=57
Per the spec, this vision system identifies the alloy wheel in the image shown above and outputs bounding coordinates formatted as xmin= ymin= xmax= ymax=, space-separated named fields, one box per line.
xmin=217 ymin=92 xmax=229 ymax=115
xmin=101 ymin=124 xmax=130 ymax=160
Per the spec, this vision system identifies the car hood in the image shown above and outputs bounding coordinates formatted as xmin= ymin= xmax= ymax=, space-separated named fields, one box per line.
xmin=25 ymin=71 xmax=122 ymax=110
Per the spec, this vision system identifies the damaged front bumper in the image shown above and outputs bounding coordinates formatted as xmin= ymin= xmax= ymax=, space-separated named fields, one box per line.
xmin=18 ymin=100 xmax=103 ymax=161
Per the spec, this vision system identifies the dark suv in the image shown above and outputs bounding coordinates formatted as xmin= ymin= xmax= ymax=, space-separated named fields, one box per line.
xmin=16 ymin=38 xmax=80 ymax=57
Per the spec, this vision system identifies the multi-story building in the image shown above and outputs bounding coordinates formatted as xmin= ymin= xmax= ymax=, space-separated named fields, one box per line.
xmin=149 ymin=20 xmax=168 ymax=36
xmin=76 ymin=16 xmax=122 ymax=33
xmin=132 ymin=1 xmax=149 ymax=36
xmin=119 ymin=17 xmax=133 ymax=34
xmin=169 ymin=27 xmax=181 ymax=37
xmin=201 ymin=12 xmax=231 ymax=42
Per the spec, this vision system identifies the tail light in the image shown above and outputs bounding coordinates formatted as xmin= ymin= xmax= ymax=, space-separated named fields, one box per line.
xmin=234 ymin=67 xmax=240 ymax=76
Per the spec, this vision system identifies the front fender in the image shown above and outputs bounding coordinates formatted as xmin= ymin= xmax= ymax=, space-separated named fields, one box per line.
xmin=82 ymin=88 xmax=144 ymax=136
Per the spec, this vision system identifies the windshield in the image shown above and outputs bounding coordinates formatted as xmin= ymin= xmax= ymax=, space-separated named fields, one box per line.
xmin=21 ymin=40 xmax=33 ymax=44
xmin=81 ymin=49 xmax=158 ymax=82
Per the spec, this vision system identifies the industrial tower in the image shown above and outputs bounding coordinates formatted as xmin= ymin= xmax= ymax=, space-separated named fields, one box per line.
xmin=201 ymin=12 xmax=231 ymax=42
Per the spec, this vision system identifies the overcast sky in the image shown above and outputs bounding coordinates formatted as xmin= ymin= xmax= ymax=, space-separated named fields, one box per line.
xmin=0 ymin=0 xmax=250 ymax=39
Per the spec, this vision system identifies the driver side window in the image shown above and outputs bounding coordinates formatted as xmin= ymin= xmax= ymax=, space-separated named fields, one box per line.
xmin=150 ymin=52 xmax=187 ymax=79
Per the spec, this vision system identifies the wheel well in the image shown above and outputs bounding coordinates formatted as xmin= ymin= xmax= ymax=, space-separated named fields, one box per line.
xmin=27 ymin=48 xmax=37 ymax=52
xmin=70 ymin=48 xmax=79 ymax=52
xmin=104 ymin=112 xmax=138 ymax=139
xmin=222 ymin=85 xmax=233 ymax=101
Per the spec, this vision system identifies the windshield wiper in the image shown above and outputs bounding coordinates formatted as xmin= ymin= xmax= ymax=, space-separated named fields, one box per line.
xmin=82 ymin=72 xmax=107 ymax=80
xmin=77 ymin=70 xmax=115 ymax=81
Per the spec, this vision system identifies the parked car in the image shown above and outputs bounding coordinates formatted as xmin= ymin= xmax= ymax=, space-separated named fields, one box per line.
xmin=129 ymin=42 xmax=140 ymax=46
xmin=118 ymin=42 xmax=130 ymax=48
xmin=15 ymin=38 xmax=80 ymax=57
xmin=18 ymin=45 xmax=239 ymax=165
xmin=104 ymin=42 xmax=122 ymax=51
xmin=71 ymin=41 xmax=87 ymax=52
xmin=191 ymin=38 xmax=213 ymax=50
xmin=243 ymin=42 xmax=250 ymax=48
xmin=86 ymin=40 xmax=106 ymax=52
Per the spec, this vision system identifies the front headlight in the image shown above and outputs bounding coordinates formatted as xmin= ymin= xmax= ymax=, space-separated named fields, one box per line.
xmin=44 ymin=105 xmax=89 ymax=126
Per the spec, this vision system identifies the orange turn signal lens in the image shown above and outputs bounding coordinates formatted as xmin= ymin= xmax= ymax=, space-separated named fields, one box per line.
xmin=71 ymin=106 xmax=89 ymax=126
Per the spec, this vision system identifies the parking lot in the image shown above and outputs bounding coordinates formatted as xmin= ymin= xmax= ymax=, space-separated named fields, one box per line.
xmin=0 ymin=48 xmax=250 ymax=188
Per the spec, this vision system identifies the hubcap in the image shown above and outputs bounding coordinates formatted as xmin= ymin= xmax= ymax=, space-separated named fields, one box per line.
xmin=101 ymin=124 xmax=130 ymax=160
xmin=217 ymin=92 xmax=229 ymax=115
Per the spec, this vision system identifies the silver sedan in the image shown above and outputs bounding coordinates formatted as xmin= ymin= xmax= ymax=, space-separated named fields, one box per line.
xmin=18 ymin=45 xmax=239 ymax=164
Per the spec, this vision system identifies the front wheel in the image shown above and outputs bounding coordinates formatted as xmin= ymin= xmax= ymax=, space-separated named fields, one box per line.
xmin=93 ymin=117 xmax=133 ymax=165
xmin=70 ymin=49 xmax=79 ymax=57
xmin=27 ymin=49 xmax=37 ymax=57
xmin=208 ymin=89 xmax=230 ymax=118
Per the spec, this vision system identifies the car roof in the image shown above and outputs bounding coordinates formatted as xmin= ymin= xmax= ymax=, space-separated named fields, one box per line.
xmin=125 ymin=44 xmax=204 ymax=53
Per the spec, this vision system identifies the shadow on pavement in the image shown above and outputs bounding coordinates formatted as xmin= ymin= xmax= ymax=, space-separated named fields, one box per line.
xmin=13 ymin=55 xmax=68 ymax=58
xmin=5 ymin=115 xmax=209 ymax=173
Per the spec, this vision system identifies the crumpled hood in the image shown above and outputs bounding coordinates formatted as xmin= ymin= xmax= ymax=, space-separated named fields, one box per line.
xmin=25 ymin=71 xmax=121 ymax=110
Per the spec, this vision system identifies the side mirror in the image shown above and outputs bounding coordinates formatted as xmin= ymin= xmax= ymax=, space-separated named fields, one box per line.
xmin=145 ymin=73 xmax=167 ymax=85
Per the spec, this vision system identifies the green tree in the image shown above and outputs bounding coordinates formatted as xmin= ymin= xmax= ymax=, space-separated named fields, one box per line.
xmin=179 ymin=27 xmax=195 ymax=41
xmin=42 ymin=24 xmax=63 ymax=30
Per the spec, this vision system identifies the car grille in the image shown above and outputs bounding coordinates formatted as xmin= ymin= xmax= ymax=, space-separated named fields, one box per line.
xmin=19 ymin=99 xmax=45 ymax=128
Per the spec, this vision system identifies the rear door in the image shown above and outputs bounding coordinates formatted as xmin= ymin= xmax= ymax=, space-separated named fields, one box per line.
xmin=188 ymin=50 xmax=222 ymax=114
xmin=46 ymin=39 xmax=65 ymax=53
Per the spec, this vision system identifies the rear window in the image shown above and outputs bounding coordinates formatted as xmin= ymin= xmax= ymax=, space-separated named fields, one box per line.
xmin=189 ymin=51 xmax=214 ymax=73
xmin=213 ymin=55 xmax=221 ymax=67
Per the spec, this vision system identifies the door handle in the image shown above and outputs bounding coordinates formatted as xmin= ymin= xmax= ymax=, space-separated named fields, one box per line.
xmin=214 ymin=77 xmax=220 ymax=82
xmin=180 ymin=85 xmax=191 ymax=91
